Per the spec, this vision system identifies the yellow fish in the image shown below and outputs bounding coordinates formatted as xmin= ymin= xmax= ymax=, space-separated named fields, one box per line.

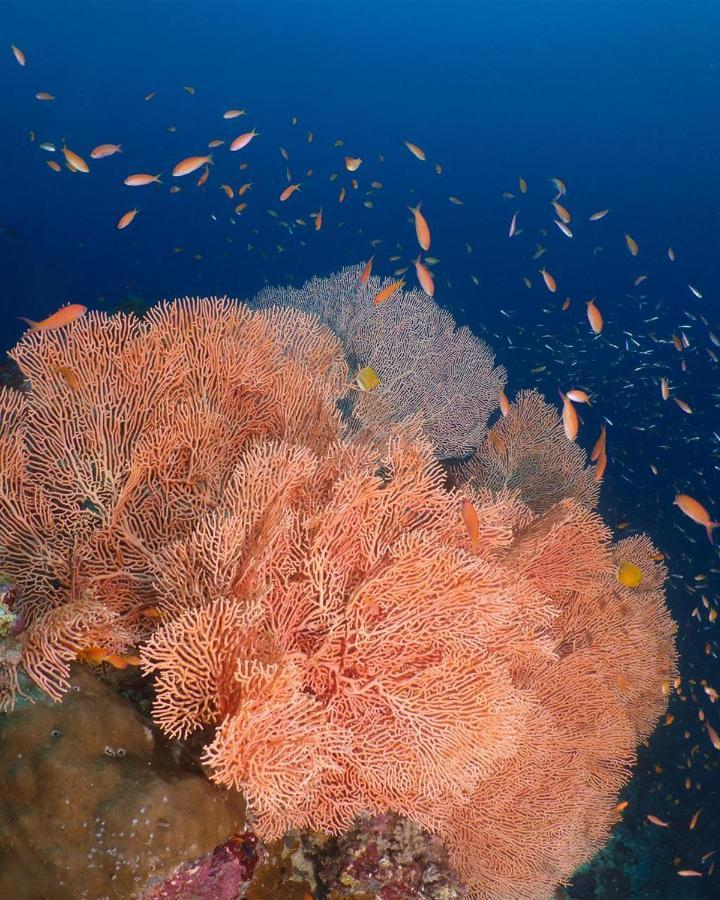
xmin=356 ymin=366 xmax=380 ymax=391
xmin=617 ymin=562 xmax=643 ymax=588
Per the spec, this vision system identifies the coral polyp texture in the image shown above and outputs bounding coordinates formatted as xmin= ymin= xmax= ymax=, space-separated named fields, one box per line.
xmin=0 ymin=274 xmax=676 ymax=899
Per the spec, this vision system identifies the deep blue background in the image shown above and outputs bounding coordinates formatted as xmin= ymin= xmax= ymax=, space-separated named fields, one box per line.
xmin=2 ymin=1 xmax=720 ymax=894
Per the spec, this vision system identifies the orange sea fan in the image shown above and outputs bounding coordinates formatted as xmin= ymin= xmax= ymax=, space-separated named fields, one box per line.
xmin=0 ymin=282 xmax=677 ymax=899
xmin=0 ymin=299 xmax=353 ymax=706
xmin=506 ymin=497 xmax=613 ymax=597
xmin=453 ymin=388 xmax=600 ymax=514
xmin=139 ymin=421 xmax=675 ymax=898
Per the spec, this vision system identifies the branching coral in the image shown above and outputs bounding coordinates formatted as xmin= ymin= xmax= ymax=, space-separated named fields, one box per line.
xmin=0 ymin=277 xmax=676 ymax=899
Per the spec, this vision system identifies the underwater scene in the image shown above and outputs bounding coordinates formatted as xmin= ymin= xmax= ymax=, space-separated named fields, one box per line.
xmin=1 ymin=0 xmax=719 ymax=898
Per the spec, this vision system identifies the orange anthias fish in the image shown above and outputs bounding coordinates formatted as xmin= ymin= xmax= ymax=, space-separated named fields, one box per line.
xmin=54 ymin=365 xmax=80 ymax=391
xmin=594 ymin=448 xmax=608 ymax=481
xmin=230 ymin=129 xmax=259 ymax=151
xmin=117 ymin=207 xmax=140 ymax=229
xmin=360 ymin=255 xmax=375 ymax=284
xmin=77 ymin=646 xmax=140 ymax=669
xmin=279 ymin=183 xmax=301 ymax=202
xmin=674 ymin=494 xmax=719 ymax=544
xmin=90 ymin=143 xmax=122 ymax=159
xmin=404 ymin=141 xmax=426 ymax=161
xmin=566 ymin=389 xmax=591 ymax=404
xmin=591 ymin=424 xmax=607 ymax=462
xmin=558 ymin=389 xmax=579 ymax=441
xmin=373 ymin=279 xmax=405 ymax=305
xmin=77 ymin=646 xmax=110 ymax=665
xmin=706 ymin=721 xmax=720 ymax=750
xmin=552 ymin=200 xmax=571 ymax=223
xmin=19 ymin=303 xmax=87 ymax=332
xmin=498 ymin=388 xmax=512 ymax=417
xmin=660 ymin=377 xmax=670 ymax=400
xmin=540 ymin=267 xmax=556 ymax=293
xmin=344 ymin=156 xmax=362 ymax=172
xmin=413 ymin=254 xmax=435 ymax=297
xmin=625 ymin=233 xmax=639 ymax=256
xmin=461 ymin=499 xmax=479 ymax=553
xmin=408 ymin=203 xmax=431 ymax=251
xmin=11 ymin=44 xmax=26 ymax=66
xmin=314 ymin=207 xmax=323 ymax=231
xmin=62 ymin=146 xmax=89 ymax=174
xmin=124 ymin=173 xmax=161 ymax=186
xmin=173 ymin=154 xmax=212 ymax=177
xmin=586 ymin=298 xmax=604 ymax=334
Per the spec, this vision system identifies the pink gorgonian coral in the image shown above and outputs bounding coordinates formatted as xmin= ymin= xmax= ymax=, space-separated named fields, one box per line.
xmin=0 ymin=277 xmax=676 ymax=898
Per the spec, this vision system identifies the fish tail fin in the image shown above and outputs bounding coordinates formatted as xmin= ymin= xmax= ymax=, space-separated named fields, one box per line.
xmin=17 ymin=317 xmax=38 ymax=331
xmin=207 ymin=154 xmax=214 ymax=165
xmin=407 ymin=203 xmax=419 ymax=214
xmin=708 ymin=523 xmax=720 ymax=544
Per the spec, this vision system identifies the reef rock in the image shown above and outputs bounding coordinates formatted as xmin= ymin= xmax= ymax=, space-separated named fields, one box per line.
xmin=0 ymin=665 xmax=245 ymax=899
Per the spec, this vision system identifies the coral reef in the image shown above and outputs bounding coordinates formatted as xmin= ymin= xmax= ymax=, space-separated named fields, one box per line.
xmin=0 ymin=274 xmax=677 ymax=898
xmin=0 ymin=665 xmax=244 ymax=899
xmin=142 ymin=831 xmax=260 ymax=900
xmin=317 ymin=812 xmax=468 ymax=898
xmin=146 ymin=816 xmax=467 ymax=900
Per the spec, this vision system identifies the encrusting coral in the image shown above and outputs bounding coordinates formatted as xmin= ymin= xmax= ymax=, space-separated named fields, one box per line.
xmin=0 ymin=268 xmax=676 ymax=899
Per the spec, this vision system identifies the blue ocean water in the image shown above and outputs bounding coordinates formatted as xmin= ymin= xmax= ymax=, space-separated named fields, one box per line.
xmin=2 ymin=0 xmax=720 ymax=895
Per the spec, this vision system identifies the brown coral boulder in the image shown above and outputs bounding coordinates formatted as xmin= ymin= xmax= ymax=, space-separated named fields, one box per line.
xmin=0 ymin=665 xmax=245 ymax=900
